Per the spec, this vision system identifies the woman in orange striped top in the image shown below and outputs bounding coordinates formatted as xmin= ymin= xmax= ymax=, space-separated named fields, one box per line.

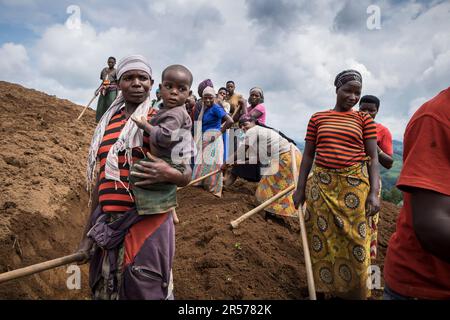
xmin=76 ymin=55 xmax=192 ymax=300
xmin=293 ymin=70 xmax=380 ymax=299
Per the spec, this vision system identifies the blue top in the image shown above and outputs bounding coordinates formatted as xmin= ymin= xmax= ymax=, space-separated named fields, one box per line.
xmin=200 ymin=104 xmax=226 ymax=132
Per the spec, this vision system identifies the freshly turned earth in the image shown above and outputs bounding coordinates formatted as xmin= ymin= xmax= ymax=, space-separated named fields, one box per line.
xmin=0 ymin=81 xmax=399 ymax=299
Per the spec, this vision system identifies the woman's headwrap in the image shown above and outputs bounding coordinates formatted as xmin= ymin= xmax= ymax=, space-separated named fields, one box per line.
xmin=239 ymin=114 xmax=256 ymax=125
xmin=334 ymin=69 xmax=362 ymax=90
xmin=116 ymin=54 xmax=152 ymax=80
xmin=202 ymin=86 xmax=215 ymax=97
xmin=198 ymin=79 xmax=214 ymax=96
xmin=87 ymin=54 xmax=153 ymax=197
xmin=250 ymin=87 xmax=264 ymax=103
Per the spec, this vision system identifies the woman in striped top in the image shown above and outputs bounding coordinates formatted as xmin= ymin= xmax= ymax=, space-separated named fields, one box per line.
xmin=293 ymin=70 xmax=380 ymax=299
xmin=76 ymin=55 xmax=192 ymax=300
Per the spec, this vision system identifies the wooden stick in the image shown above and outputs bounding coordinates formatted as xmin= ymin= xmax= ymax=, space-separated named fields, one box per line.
xmin=177 ymin=168 xmax=222 ymax=190
xmin=291 ymin=144 xmax=299 ymax=188
xmin=76 ymin=91 xmax=99 ymax=121
xmin=291 ymin=144 xmax=317 ymax=300
xmin=0 ymin=252 xmax=88 ymax=285
xmin=230 ymin=184 xmax=295 ymax=229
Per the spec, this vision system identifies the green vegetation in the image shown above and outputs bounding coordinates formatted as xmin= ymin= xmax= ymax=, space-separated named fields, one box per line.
xmin=380 ymin=141 xmax=403 ymax=205
xmin=382 ymin=186 xmax=403 ymax=205
xmin=380 ymin=153 xmax=402 ymax=190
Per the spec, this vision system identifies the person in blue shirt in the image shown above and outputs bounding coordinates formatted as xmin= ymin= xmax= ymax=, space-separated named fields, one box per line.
xmin=192 ymin=86 xmax=233 ymax=197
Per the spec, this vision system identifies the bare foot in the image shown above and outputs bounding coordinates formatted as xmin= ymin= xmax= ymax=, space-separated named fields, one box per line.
xmin=172 ymin=211 xmax=180 ymax=224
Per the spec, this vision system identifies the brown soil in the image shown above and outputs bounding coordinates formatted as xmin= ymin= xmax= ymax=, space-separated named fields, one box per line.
xmin=174 ymin=183 xmax=400 ymax=300
xmin=0 ymin=81 xmax=400 ymax=300
xmin=0 ymin=81 xmax=94 ymax=299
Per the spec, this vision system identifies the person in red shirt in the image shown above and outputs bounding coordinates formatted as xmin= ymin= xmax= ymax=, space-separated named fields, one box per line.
xmin=383 ymin=87 xmax=450 ymax=300
xmin=359 ymin=95 xmax=394 ymax=260
xmin=359 ymin=95 xmax=393 ymax=169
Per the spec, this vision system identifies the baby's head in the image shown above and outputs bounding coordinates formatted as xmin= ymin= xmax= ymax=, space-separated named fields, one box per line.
xmin=160 ymin=64 xmax=193 ymax=108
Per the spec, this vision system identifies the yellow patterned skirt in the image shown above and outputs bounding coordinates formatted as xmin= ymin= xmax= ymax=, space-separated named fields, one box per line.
xmin=255 ymin=149 xmax=302 ymax=217
xmin=305 ymin=162 xmax=371 ymax=299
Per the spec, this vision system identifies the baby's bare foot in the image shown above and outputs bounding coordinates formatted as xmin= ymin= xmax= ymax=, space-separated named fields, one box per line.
xmin=172 ymin=211 xmax=180 ymax=224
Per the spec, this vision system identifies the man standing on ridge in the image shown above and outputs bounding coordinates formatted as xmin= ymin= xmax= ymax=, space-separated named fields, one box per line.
xmin=96 ymin=56 xmax=118 ymax=122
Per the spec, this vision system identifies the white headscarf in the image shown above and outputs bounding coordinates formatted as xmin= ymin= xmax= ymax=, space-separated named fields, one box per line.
xmin=86 ymin=54 xmax=152 ymax=191
xmin=116 ymin=54 xmax=152 ymax=80
xmin=202 ymin=86 xmax=215 ymax=97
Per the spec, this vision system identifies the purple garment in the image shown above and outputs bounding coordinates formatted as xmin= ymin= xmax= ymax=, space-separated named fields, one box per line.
xmin=119 ymin=214 xmax=175 ymax=300
xmin=87 ymin=207 xmax=144 ymax=250
xmin=148 ymin=104 xmax=193 ymax=160
xmin=87 ymin=207 xmax=175 ymax=300
xmin=197 ymin=79 xmax=213 ymax=97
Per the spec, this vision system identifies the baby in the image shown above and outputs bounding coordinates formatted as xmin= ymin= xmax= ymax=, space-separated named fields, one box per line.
xmin=131 ymin=64 xmax=194 ymax=223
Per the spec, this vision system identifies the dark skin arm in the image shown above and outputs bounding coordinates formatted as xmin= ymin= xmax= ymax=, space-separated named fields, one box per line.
xmin=294 ymin=139 xmax=381 ymax=216
xmin=220 ymin=114 xmax=234 ymax=134
xmin=75 ymin=154 xmax=192 ymax=259
xmin=231 ymin=98 xmax=248 ymax=122
xmin=410 ymin=188 xmax=450 ymax=262
xmin=364 ymin=138 xmax=381 ymax=216
xmin=205 ymin=114 xmax=234 ymax=147
xmin=378 ymin=146 xmax=394 ymax=169
xmin=249 ymin=109 xmax=263 ymax=120
xmin=131 ymin=153 xmax=192 ymax=187
xmin=293 ymin=141 xmax=316 ymax=208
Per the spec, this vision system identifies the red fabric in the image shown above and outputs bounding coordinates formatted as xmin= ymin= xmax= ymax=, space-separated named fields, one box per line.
xmin=305 ymin=110 xmax=377 ymax=168
xmin=375 ymin=123 xmax=393 ymax=155
xmin=123 ymin=212 xmax=169 ymax=268
xmin=97 ymin=108 xmax=157 ymax=214
xmin=384 ymin=87 xmax=450 ymax=299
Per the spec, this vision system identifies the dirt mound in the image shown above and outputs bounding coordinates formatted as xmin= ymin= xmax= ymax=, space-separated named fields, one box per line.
xmin=0 ymin=81 xmax=400 ymax=299
xmin=0 ymin=81 xmax=94 ymax=299
xmin=174 ymin=182 xmax=399 ymax=299
xmin=175 ymin=181 xmax=308 ymax=299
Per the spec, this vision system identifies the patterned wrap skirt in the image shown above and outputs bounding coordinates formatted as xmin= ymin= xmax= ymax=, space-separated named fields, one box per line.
xmin=255 ymin=149 xmax=302 ymax=217
xmin=192 ymin=129 xmax=224 ymax=197
xmin=305 ymin=162 xmax=371 ymax=299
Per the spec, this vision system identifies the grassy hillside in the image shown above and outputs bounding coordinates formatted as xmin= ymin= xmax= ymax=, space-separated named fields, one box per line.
xmin=380 ymin=141 xmax=403 ymax=191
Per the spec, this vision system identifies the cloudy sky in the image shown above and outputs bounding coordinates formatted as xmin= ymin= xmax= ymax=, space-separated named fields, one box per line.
xmin=1 ymin=0 xmax=449 ymax=141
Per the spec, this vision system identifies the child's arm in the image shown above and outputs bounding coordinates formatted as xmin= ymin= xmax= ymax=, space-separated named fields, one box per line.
xmin=131 ymin=114 xmax=152 ymax=134
xmin=147 ymin=114 xmax=184 ymax=150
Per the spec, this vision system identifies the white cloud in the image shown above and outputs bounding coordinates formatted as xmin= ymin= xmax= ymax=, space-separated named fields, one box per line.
xmin=34 ymin=23 xmax=144 ymax=88
xmin=408 ymin=97 xmax=428 ymax=117
xmin=0 ymin=0 xmax=449 ymax=142
xmin=0 ymin=43 xmax=30 ymax=81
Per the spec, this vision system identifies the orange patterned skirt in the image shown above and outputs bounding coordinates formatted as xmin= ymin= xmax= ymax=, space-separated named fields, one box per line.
xmin=255 ymin=149 xmax=302 ymax=217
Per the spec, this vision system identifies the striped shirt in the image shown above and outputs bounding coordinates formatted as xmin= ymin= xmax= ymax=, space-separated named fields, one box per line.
xmin=98 ymin=107 xmax=157 ymax=214
xmin=305 ymin=110 xmax=377 ymax=169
